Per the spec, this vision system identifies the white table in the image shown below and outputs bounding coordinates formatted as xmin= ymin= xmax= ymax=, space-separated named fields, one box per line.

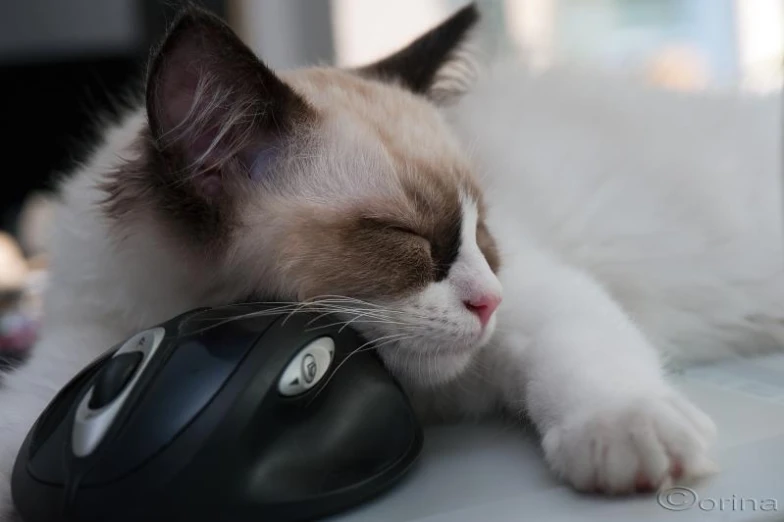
xmin=330 ymin=354 xmax=784 ymax=521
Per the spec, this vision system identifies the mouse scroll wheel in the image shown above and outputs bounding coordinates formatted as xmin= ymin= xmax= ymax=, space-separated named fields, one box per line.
xmin=88 ymin=352 xmax=144 ymax=410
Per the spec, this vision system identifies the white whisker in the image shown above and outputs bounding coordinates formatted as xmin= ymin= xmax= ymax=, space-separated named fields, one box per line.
xmin=305 ymin=332 xmax=413 ymax=404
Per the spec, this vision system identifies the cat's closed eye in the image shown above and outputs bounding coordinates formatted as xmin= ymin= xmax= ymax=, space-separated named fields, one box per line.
xmin=360 ymin=217 xmax=427 ymax=242
xmin=388 ymin=225 xmax=426 ymax=239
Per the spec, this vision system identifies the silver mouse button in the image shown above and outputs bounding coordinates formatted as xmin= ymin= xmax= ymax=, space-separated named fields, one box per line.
xmin=71 ymin=327 xmax=166 ymax=457
xmin=278 ymin=337 xmax=335 ymax=396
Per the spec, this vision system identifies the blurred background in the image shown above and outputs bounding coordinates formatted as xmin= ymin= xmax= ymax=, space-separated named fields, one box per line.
xmin=0 ymin=1 xmax=782 ymax=364
xmin=1 ymin=0 xmax=782 ymax=238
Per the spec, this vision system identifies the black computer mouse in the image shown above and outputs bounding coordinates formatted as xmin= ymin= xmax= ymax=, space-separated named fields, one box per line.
xmin=11 ymin=303 xmax=423 ymax=522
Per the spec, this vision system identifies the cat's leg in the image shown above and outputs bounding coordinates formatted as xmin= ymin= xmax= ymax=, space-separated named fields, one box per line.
xmin=0 ymin=323 xmax=121 ymax=518
xmin=485 ymin=253 xmax=717 ymax=493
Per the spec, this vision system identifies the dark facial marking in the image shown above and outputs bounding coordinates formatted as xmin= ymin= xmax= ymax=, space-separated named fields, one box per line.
xmin=460 ymin=181 xmax=500 ymax=274
xmin=400 ymin=176 xmax=462 ymax=282
xmin=283 ymin=209 xmax=434 ymax=300
xmin=477 ymin=219 xmax=500 ymax=273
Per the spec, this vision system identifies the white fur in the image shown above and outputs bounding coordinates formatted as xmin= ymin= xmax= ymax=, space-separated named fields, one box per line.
xmin=451 ymin=61 xmax=784 ymax=365
xmin=0 ymin=57 xmax=782 ymax=515
xmin=435 ymin=60 xmax=781 ymax=492
xmin=0 ymin=110 xmax=248 ymax=519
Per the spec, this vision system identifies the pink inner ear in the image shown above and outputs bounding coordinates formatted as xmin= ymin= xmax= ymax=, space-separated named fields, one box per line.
xmin=177 ymin=124 xmax=228 ymax=199
xmin=156 ymin=55 xmax=230 ymax=170
xmin=189 ymin=128 xmax=221 ymax=164
xmin=150 ymin=21 xmax=298 ymax=194
xmin=189 ymin=128 xmax=231 ymax=199
xmin=157 ymin=54 xmax=202 ymax=134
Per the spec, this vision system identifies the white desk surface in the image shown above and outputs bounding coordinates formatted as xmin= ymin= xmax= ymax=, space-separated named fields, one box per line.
xmin=329 ymin=354 xmax=784 ymax=522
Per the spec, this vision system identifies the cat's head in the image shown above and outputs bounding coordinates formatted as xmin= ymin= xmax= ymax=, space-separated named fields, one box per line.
xmin=103 ymin=4 xmax=501 ymax=386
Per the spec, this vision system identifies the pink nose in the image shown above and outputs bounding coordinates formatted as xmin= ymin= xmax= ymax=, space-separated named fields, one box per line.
xmin=464 ymin=294 xmax=502 ymax=327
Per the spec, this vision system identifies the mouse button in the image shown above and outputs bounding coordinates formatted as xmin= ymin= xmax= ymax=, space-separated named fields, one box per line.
xmin=247 ymin=364 xmax=419 ymax=502
xmin=306 ymin=354 xmax=421 ymax=483
xmin=27 ymin=348 xmax=115 ymax=462
xmin=88 ymin=352 xmax=143 ymax=410
xmin=325 ymin=381 xmax=417 ymax=467
xmin=70 ymin=328 xmax=166 ymax=459
xmin=114 ymin=327 xmax=166 ymax=357
xmin=26 ymin=419 xmax=72 ymax=485
xmin=80 ymin=331 xmax=258 ymax=486
xmin=26 ymin=375 xmax=103 ymax=485
xmin=25 ymin=348 xmax=120 ymax=485
xmin=194 ymin=320 xmax=270 ymax=362
xmin=177 ymin=303 xmax=281 ymax=338
xmin=278 ymin=337 xmax=334 ymax=397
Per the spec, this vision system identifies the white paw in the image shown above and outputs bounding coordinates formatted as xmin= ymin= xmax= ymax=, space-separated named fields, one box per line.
xmin=541 ymin=392 xmax=718 ymax=494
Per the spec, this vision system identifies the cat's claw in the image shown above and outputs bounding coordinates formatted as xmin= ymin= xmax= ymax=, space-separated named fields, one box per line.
xmin=541 ymin=392 xmax=718 ymax=495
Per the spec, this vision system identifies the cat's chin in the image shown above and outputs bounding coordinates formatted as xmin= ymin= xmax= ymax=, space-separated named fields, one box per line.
xmin=377 ymin=345 xmax=476 ymax=387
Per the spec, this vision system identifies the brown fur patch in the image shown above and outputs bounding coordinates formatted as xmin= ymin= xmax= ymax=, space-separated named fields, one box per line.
xmin=240 ymin=67 xmax=501 ymax=299
xmin=287 ymin=210 xmax=434 ymax=300
xmin=100 ymin=128 xmax=238 ymax=251
xmin=271 ymin=160 xmax=497 ymax=301
xmin=397 ymin=170 xmax=462 ymax=281
xmin=468 ymin=185 xmax=501 ymax=273
xmin=477 ymin=219 xmax=500 ymax=273
xmin=101 ymin=6 xmax=501 ymax=305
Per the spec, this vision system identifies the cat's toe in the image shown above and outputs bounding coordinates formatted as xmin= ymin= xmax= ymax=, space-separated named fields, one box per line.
xmin=541 ymin=392 xmax=718 ymax=495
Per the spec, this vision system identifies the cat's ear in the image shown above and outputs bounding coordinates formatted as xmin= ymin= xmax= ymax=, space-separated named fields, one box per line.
xmin=145 ymin=5 xmax=313 ymax=195
xmin=356 ymin=3 xmax=480 ymax=104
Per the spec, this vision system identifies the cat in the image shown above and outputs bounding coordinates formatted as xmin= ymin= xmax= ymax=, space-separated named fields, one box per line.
xmin=1 ymin=3 xmax=782 ymax=517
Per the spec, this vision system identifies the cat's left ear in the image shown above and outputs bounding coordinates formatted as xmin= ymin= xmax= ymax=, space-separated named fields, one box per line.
xmin=103 ymin=6 xmax=315 ymax=244
xmin=145 ymin=6 xmax=314 ymax=191
xmin=355 ymin=3 xmax=480 ymax=104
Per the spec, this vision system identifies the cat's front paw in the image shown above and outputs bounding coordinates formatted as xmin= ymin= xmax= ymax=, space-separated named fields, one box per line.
xmin=541 ymin=392 xmax=717 ymax=494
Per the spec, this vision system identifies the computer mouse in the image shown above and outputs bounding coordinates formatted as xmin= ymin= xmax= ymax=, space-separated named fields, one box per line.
xmin=11 ymin=303 xmax=423 ymax=522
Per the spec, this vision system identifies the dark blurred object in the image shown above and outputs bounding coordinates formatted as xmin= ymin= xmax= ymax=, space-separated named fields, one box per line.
xmin=0 ymin=0 xmax=226 ymax=239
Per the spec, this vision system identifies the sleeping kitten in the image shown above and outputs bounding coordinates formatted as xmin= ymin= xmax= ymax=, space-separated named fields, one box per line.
xmin=1 ymin=4 xmax=782 ymax=515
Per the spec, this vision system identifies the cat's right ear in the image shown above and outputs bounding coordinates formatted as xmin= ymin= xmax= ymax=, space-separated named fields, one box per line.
xmin=145 ymin=6 xmax=314 ymax=196
xmin=355 ymin=3 xmax=480 ymax=104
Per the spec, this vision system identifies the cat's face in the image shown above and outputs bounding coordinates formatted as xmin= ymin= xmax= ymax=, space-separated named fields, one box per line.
xmin=103 ymin=4 xmax=500 ymax=386
xmin=232 ymin=69 xmax=502 ymax=385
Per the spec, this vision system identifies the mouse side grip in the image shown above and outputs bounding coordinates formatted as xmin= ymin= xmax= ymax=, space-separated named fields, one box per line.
xmin=240 ymin=350 xmax=422 ymax=521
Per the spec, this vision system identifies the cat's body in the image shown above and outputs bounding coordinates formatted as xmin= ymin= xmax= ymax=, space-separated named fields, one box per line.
xmin=1 ymin=5 xmax=782 ymax=518
xmin=453 ymin=61 xmax=784 ymax=366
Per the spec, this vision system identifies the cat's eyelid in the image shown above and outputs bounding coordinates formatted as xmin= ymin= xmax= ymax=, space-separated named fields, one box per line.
xmin=386 ymin=222 xmax=428 ymax=239
xmin=362 ymin=216 xmax=410 ymax=231
xmin=389 ymin=224 xmax=420 ymax=235
xmin=362 ymin=217 xmax=427 ymax=239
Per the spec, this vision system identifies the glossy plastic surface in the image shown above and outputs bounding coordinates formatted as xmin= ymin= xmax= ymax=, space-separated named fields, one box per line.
xmin=12 ymin=304 xmax=422 ymax=522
